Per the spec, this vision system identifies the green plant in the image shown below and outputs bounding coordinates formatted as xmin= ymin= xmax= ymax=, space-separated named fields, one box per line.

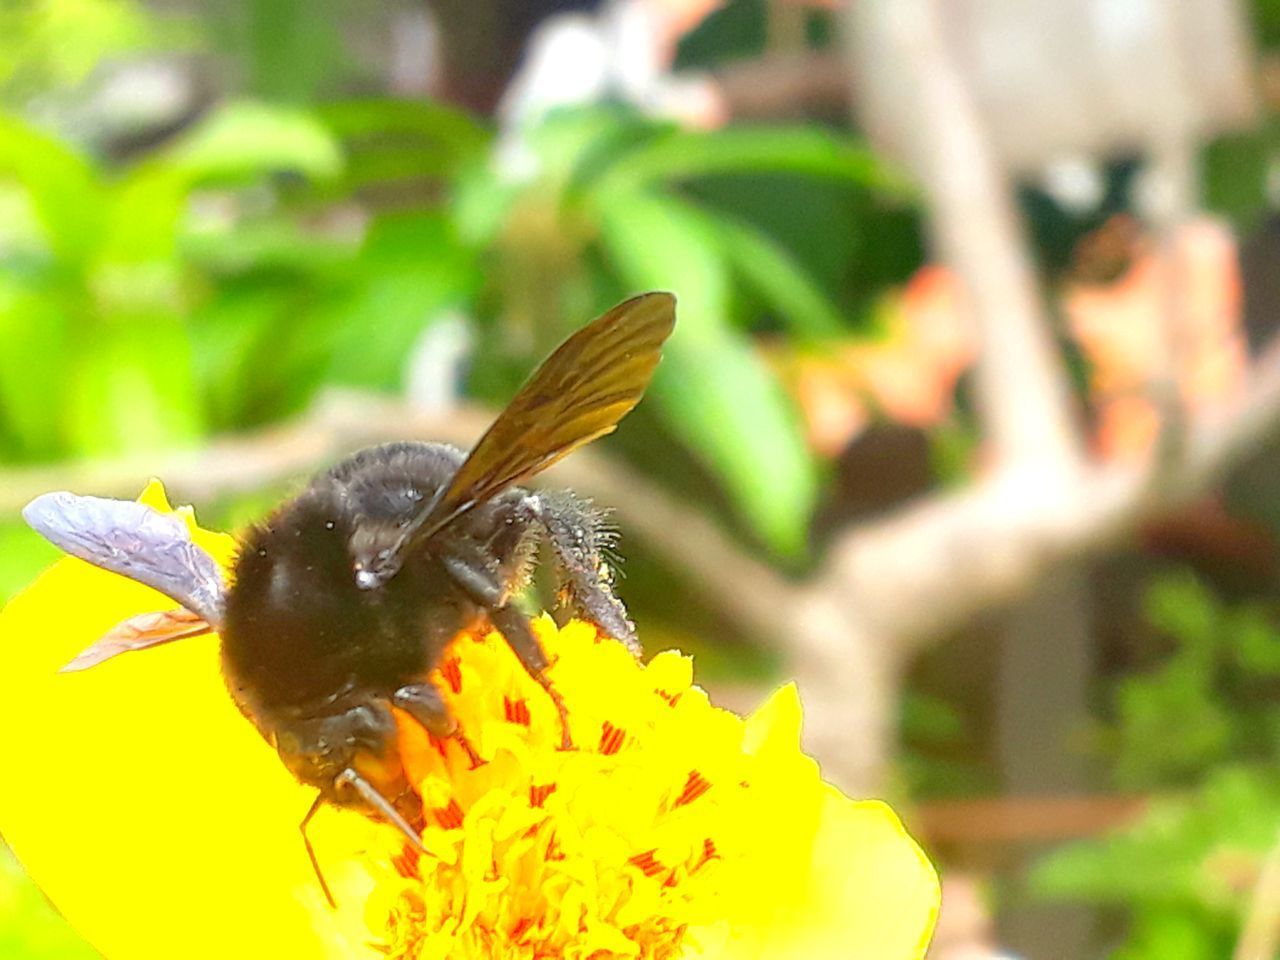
xmin=0 ymin=103 xmax=342 ymax=459
xmin=1033 ymin=571 xmax=1280 ymax=959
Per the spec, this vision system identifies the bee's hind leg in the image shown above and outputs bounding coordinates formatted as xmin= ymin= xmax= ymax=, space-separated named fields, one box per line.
xmin=519 ymin=491 xmax=637 ymax=653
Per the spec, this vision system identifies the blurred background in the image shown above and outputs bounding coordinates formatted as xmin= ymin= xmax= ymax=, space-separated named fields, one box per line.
xmin=4 ymin=0 xmax=1280 ymax=957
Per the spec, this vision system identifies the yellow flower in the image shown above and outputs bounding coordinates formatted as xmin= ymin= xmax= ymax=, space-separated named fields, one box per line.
xmin=0 ymin=484 xmax=938 ymax=959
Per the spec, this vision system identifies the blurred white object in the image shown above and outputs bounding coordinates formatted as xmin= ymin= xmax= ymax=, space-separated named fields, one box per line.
xmin=851 ymin=0 xmax=1255 ymax=177
xmin=389 ymin=4 xmax=443 ymax=97
xmin=1040 ymin=156 xmax=1105 ymax=214
xmin=406 ymin=312 xmax=473 ymax=415
xmin=494 ymin=0 xmax=723 ymax=181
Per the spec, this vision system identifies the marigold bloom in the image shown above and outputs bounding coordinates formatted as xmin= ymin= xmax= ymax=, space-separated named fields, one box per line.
xmin=0 ymin=483 xmax=938 ymax=959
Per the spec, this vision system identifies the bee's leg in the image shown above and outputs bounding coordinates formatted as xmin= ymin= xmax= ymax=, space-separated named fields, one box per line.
xmin=335 ymin=767 xmax=427 ymax=854
xmin=520 ymin=491 xmax=637 ymax=652
xmin=392 ymin=682 xmax=455 ymax=737
xmin=300 ymin=794 xmax=336 ymax=909
xmin=441 ymin=549 xmax=573 ymax=749
xmin=489 ymin=603 xmax=573 ymax=751
xmin=392 ymin=681 xmax=484 ymax=767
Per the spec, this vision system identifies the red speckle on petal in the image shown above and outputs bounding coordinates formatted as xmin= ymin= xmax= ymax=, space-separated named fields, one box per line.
xmin=628 ymin=849 xmax=666 ymax=878
xmin=674 ymin=769 xmax=711 ymax=807
xmin=504 ymin=696 xmax=531 ymax=726
xmin=511 ymin=917 xmax=534 ymax=941
xmin=392 ymin=845 xmax=421 ymax=880
xmin=432 ymin=799 xmax=465 ymax=830
xmin=599 ymin=721 xmax=625 ymax=755
xmin=656 ymin=689 xmax=682 ymax=707
xmin=530 ymin=783 xmax=557 ymax=808
xmin=694 ymin=838 xmax=719 ymax=872
xmin=440 ymin=656 xmax=463 ymax=694
xmin=546 ymin=833 xmax=565 ymax=861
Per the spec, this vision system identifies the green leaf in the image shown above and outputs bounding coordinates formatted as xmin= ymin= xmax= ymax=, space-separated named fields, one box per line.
xmin=63 ymin=311 xmax=203 ymax=456
xmin=1202 ymin=129 xmax=1270 ymax=230
xmin=598 ymin=125 xmax=907 ymax=195
xmin=707 ymin=210 xmax=847 ymax=339
xmin=1032 ymin=766 xmax=1280 ymax=914
xmin=1233 ymin=607 xmax=1280 ymax=677
xmin=318 ymin=99 xmax=489 ymax=161
xmin=0 ymin=273 xmax=74 ymax=459
xmin=596 ymin=188 xmax=816 ymax=559
xmin=159 ymin=101 xmax=343 ymax=185
xmin=0 ymin=843 xmax=98 ymax=959
xmin=1144 ymin=572 xmax=1220 ymax=658
xmin=0 ymin=113 xmax=107 ymax=263
xmin=320 ymin=213 xmax=479 ymax=390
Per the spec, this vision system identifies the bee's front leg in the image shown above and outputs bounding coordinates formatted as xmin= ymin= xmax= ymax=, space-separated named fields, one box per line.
xmin=392 ymin=682 xmax=455 ymax=736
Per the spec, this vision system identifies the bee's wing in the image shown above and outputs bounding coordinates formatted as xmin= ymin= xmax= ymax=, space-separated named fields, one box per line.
xmin=23 ymin=492 xmax=226 ymax=628
xmin=395 ymin=292 xmax=675 ymax=559
xmin=61 ymin=608 xmax=214 ymax=673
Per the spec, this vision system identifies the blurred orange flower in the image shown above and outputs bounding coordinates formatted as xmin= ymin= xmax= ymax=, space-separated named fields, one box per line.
xmin=1065 ymin=217 xmax=1247 ymax=460
xmin=782 ymin=266 xmax=977 ymax=456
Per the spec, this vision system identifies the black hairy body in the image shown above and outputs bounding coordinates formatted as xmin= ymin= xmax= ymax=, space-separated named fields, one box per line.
xmin=224 ymin=443 xmax=473 ymax=715
xmin=222 ymin=440 xmax=628 ymax=810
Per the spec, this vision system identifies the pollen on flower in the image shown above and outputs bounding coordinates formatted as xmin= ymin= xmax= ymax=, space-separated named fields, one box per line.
xmin=372 ymin=618 xmax=764 ymax=960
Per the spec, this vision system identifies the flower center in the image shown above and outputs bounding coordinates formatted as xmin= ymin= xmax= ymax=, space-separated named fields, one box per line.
xmin=371 ymin=620 xmax=739 ymax=960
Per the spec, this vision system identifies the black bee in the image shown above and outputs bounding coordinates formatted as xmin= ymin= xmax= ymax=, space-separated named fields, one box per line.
xmin=23 ymin=292 xmax=675 ymax=903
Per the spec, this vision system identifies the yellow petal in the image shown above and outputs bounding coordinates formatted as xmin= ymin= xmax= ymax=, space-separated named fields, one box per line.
xmin=706 ymin=685 xmax=938 ymax=959
xmin=0 ymin=489 xmax=376 ymax=960
xmin=758 ymin=792 xmax=939 ymax=959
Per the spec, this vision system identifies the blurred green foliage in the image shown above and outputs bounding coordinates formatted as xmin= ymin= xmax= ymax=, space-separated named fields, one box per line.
xmin=1033 ymin=573 xmax=1280 ymax=959
xmin=0 ymin=847 xmax=96 ymax=960
xmin=0 ymin=0 xmax=157 ymax=103
xmin=0 ymin=93 xmax=905 ymax=558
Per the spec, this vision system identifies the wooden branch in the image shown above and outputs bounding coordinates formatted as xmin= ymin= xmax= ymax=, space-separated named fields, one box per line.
xmin=0 ymin=390 xmax=799 ymax=644
xmin=708 ymin=53 xmax=849 ymax=120
xmin=917 ymin=794 xmax=1148 ymax=847
xmin=814 ymin=326 xmax=1280 ymax=658
xmin=887 ymin=0 xmax=1083 ymax=474
xmin=1142 ymin=133 xmax=1199 ymax=491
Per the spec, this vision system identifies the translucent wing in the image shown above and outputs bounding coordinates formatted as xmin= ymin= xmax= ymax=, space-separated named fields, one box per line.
xmin=61 ymin=608 xmax=214 ymax=673
xmin=23 ymin=492 xmax=226 ymax=628
xmin=367 ymin=292 xmax=675 ymax=585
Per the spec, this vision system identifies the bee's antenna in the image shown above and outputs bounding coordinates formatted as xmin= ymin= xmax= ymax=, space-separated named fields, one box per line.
xmin=300 ymin=794 xmax=337 ymax=909
xmin=336 ymin=768 xmax=428 ymax=854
